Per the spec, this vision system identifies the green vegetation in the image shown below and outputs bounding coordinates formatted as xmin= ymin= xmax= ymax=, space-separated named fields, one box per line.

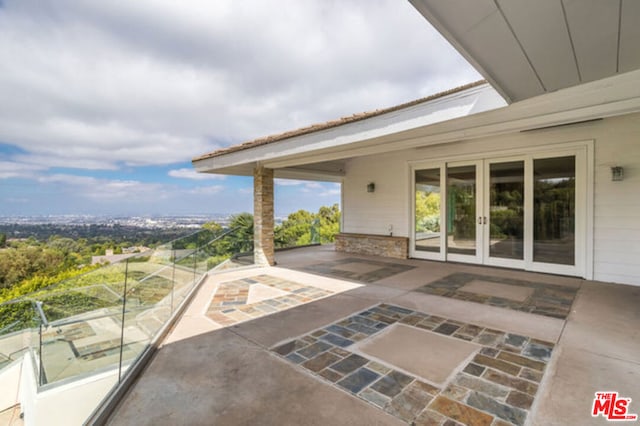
xmin=0 ymin=265 xmax=99 ymax=304
xmin=201 ymin=204 xmax=341 ymax=263
xmin=415 ymin=191 xmax=440 ymax=233
xmin=489 ymin=188 xmax=524 ymax=239
xmin=0 ymin=206 xmax=341 ymax=331
xmin=275 ymin=204 xmax=340 ymax=247
xmin=0 ymin=234 xmax=140 ymax=292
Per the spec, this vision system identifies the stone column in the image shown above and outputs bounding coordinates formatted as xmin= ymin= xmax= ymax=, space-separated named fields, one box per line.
xmin=253 ymin=165 xmax=275 ymax=266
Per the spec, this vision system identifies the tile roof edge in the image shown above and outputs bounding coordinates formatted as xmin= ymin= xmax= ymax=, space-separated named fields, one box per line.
xmin=192 ymin=80 xmax=487 ymax=162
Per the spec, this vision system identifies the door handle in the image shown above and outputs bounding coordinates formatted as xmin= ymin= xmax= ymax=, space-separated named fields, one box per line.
xmin=478 ymin=217 xmax=482 ymax=225
xmin=483 ymin=216 xmax=487 ymax=225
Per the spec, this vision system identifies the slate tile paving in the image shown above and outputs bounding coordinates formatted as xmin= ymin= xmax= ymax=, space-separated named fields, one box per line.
xmin=271 ymin=303 xmax=557 ymax=425
xmin=301 ymin=257 xmax=415 ymax=283
xmin=371 ymin=370 xmax=414 ymax=398
xmin=337 ymin=367 xmax=380 ymax=393
xmin=416 ymin=272 xmax=579 ymax=319
xmin=206 ymin=275 xmax=332 ymax=326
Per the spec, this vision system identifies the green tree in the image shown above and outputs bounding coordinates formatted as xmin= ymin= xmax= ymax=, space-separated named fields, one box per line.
xmin=317 ymin=204 xmax=340 ymax=243
xmin=224 ymin=213 xmax=254 ymax=254
xmin=0 ymin=233 xmax=6 ymax=248
xmin=415 ymin=191 xmax=440 ymax=232
xmin=275 ymin=204 xmax=341 ymax=247
xmin=275 ymin=209 xmax=315 ymax=247
xmin=0 ymin=245 xmax=66 ymax=290
xmin=202 ymin=221 xmax=223 ymax=233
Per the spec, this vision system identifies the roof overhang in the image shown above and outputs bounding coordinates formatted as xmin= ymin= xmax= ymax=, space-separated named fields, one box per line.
xmin=193 ymin=69 xmax=640 ymax=178
xmin=410 ymin=0 xmax=640 ymax=103
xmin=192 ymin=83 xmax=505 ymax=179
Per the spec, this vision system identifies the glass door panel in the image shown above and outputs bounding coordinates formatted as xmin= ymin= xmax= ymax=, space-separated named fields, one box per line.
xmin=533 ymin=156 xmax=575 ymax=265
xmin=447 ymin=165 xmax=477 ymax=257
xmin=411 ymin=149 xmax=586 ymax=278
xmin=415 ymin=168 xmax=441 ymax=253
xmin=488 ymin=161 xmax=525 ymax=261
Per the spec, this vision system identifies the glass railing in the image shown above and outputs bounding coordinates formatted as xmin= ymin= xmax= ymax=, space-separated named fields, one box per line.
xmin=0 ymin=227 xmax=252 ymax=422
xmin=0 ymin=299 xmax=41 ymax=372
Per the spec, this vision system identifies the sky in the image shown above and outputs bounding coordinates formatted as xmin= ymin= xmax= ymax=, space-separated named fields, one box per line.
xmin=0 ymin=0 xmax=480 ymax=217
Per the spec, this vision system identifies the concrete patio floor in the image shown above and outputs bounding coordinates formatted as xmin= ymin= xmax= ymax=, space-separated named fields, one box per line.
xmin=106 ymin=246 xmax=640 ymax=426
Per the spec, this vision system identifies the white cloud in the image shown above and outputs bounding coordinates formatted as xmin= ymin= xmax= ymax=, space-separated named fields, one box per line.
xmin=275 ymin=179 xmax=306 ymax=186
xmin=319 ymin=188 xmax=341 ymax=197
xmin=0 ymin=0 xmax=479 ymax=173
xmin=186 ymin=185 xmax=225 ymax=195
xmin=168 ymin=168 xmax=226 ymax=180
xmin=0 ymin=161 xmax=44 ymax=179
xmin=5 ymin=197 xmax=29 ymax=203
xmin=0 ymin=0 xmax=477 ymax=215
xmin=37 ymin=173 xmax=168 ymax=200
xmin=276 ymin=180 xmax=342 ymax=195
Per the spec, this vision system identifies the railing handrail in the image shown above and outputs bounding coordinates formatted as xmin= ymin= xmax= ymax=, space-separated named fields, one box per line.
xmin=0 ymin=320 xmax=22 ymax=335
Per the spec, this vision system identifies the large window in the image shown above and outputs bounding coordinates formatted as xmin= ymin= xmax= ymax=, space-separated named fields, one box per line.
xmin=533 ymin=156 xmax=575 ymax=265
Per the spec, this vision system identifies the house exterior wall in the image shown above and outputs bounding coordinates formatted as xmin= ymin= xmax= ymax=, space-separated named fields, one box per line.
xmin=342 ymin=111 xmax=640 ymax=286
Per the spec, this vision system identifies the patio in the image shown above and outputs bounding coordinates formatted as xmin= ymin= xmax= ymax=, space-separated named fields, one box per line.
xmin=105 ymin=245 xmax=640 ymax=426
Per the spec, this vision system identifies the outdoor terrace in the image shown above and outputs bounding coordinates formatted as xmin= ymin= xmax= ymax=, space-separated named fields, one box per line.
xmin=104 ymin=245 xmax=640 ymax=426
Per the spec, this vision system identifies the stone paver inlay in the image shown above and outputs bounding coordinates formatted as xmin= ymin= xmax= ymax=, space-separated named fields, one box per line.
xmin=301 ymin=258 xmax=415 ymax=283
xmin=206 ymin=275 xmax=332 ymax=326
xmin=272 ymin=303 xmax=555 ymax=426
xmin=417 ymin=273 xmax=579 ymax=319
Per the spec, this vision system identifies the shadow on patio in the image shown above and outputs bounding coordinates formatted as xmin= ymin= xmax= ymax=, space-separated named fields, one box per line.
xmin=105 ymin=245 xmax=640 ymax=426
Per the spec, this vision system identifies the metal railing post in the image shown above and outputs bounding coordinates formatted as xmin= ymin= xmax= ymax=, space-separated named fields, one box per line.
xmin=192 ymin=235 xmax=198 ymax=284
xmin=118 ymin=259 xmax=129 ymax=383
xmin=38 ymin=322 xmax=44 ymax=386
xmin=170 ymin=248 xmax=176 ymax=313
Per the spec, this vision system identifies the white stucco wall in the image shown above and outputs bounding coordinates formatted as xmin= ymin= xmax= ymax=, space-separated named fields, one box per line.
xmin=0 ymin=359 xmax=23 ymax=411
xmin=342 ymin=150 xmax=410 ymax=237
xmin=15 ymin=353 xmax=119 ymax=426
xmin=28 ymin=371 xmax=117 ymax=426
xmin=342 ymin=111 xmax=640 ymax=286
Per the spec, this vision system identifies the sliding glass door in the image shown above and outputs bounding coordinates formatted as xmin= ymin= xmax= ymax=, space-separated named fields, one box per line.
xmin=484 ymin=159 xmax=525 ymax=268
xmin=446 ymin=162 xmax=481 ymax=263
xmin=414 ymin=168 xmax=442 ymax=258
xmin=533 ymin=156 xmax=575 ymax=266
xmin=411 ymin=148 xmax=586 ymax=277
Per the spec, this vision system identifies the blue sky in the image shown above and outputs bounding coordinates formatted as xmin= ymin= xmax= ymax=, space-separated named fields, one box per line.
xmin=0 ymin=0 xmax=478 ymax=217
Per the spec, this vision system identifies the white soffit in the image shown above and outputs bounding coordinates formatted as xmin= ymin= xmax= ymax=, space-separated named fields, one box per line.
xmin=410 ymin=0 xmax=640 ymax=103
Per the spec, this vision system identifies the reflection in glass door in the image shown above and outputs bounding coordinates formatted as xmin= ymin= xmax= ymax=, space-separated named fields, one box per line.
xmin=533 ymin=156 xmax=575 ymax=265
xmin=412 ymin=148 xmax=586 ymax=277
xmin=446 ymin=165 xmax=478 ymax=259
xmin=487 ymin=161 xmax=525 ymax=263
xmin=414 ymin=168 xmax=441 ymax=254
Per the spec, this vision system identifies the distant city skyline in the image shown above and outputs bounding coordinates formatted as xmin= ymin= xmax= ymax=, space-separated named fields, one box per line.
xmin=0 ymin=1 xmax=479 ymax=216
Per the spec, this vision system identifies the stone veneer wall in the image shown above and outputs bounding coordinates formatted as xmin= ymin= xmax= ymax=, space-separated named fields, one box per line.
xmin=335 ymin=233 xmax=408 ymax=259
xmin=254 ymin=166 xmax=275 ymax=266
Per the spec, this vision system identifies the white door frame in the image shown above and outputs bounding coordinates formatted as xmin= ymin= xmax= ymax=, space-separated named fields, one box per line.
xmin=410 ymin=162 xmax=445 ymax=261
xmin=409 ymin=141 xmax=592 ymax=278
xmin=482 ymin=155 xmax=528 ymax=270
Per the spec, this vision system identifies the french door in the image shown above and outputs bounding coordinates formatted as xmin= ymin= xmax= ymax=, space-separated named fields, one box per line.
xmin=411 ymin=148 xmax=586 ymax=277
